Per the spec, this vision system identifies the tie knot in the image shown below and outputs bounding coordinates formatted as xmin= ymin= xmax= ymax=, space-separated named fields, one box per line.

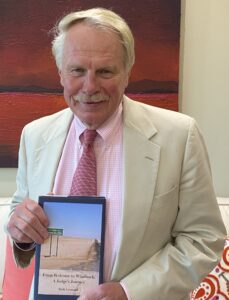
xmin=83 ymin=129 xmax=97 ymax=146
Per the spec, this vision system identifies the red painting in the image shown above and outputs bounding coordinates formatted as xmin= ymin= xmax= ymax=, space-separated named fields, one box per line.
xmin=0 ymin=0 xmax=180 ymax=167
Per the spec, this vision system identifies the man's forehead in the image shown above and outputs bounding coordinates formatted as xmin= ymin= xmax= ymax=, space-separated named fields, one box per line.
xmin=63 ymin=24 xmax=123 ymax=59
xmin=65 ymin=53 xmax=122 ymax=69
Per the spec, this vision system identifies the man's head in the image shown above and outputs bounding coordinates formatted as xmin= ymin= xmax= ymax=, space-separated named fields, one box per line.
xmin=52 ymin=8 xmax=135 ymax=72
xmin=51 ymin=8 xmax=135 ymax=129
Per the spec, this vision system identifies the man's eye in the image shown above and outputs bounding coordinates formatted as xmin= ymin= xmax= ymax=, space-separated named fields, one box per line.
xmin=99 ymin=69 xmax=113 ymax=77
xmin=102 ymin=69 xmax=112 ymax=74
xmin=71 ymin=68 xmax=85 ymax=75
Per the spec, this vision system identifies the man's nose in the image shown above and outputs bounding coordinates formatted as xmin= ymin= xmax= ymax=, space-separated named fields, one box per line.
xmin=82 ymin=72 xmax=100 ymax=95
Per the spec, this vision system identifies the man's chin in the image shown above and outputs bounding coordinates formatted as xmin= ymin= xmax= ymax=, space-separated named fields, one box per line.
xmin=71 ymin=110 xmax=105 ymax=129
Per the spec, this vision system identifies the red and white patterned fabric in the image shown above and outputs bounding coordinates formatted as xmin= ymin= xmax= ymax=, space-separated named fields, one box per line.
xmin=69 ymin=129 xmax=97 ymax=196
xmin=190 ymin=237 xmax=229 ymax=300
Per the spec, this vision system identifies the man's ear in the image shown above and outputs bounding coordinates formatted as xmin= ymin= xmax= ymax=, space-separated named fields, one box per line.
xmin=124 ymin=70 xmax=131 ymax=88
xmin=59 ymin=69 xmax=64 ymax=87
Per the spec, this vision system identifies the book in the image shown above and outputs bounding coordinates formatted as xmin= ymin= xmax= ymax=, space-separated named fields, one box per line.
xmin=34 ymin=195 xmax=106 ymax=299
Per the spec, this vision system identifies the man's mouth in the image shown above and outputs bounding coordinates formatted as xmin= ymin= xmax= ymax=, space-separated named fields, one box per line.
xmin=82 ymin=101 xmax=103 ymax=104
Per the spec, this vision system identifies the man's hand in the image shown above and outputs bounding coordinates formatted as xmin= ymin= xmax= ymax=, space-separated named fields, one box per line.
xmin=7 ymin=198 xmax=49 ymax=244
xmin=78 ymin=282 xmax=128 ymax=300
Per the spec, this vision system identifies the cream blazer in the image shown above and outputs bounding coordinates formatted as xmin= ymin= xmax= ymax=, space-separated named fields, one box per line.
xmin=12 ymin=96 xmax=226 ymax=300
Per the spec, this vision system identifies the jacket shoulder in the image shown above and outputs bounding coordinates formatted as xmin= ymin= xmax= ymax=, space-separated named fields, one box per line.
xmin=124 ymin=96 xmax=196 ymax=135
xmin=23 ymin=108 xmax=72 ymax=136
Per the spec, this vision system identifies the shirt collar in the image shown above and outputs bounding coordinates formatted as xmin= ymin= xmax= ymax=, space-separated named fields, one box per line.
xmin=73 ymin=102 xmax=123 ymax=146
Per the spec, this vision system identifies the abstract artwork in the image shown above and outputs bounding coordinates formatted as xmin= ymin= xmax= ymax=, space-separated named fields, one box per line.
xmin=0 ymin=0 xmax=180 ymax=166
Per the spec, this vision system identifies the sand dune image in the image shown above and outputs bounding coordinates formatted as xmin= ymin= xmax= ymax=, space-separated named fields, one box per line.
xmin=40 ymin=236 xmax=100 ymax=271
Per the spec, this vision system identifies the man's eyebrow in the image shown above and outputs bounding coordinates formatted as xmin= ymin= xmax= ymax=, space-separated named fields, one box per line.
xmin=67 ymin=64 xmax=84 ymax=68
xmin=97 ymin=65 xmax=117 ymax=71
xmin=65 ymin=64 xmax=118 ymax=72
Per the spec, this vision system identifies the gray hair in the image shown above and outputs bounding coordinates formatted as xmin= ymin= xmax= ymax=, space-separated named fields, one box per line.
xmin=51 ymin=7 xmax=135 ymax=71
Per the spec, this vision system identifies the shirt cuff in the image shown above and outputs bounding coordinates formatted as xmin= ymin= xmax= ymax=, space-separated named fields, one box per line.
xmin=13 ymin=241 xmax=36 ymax=251
xmin=120 ymin=281 xmax=132 ymax=300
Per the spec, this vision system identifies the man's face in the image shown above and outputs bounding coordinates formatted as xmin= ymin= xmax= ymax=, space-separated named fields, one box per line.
xmin=59 ymin=23 xmax=130 ymax=129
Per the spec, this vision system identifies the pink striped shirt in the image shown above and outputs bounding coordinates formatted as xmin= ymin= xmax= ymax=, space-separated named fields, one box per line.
xmin=53 ymin=103 xmax=123 ymax=281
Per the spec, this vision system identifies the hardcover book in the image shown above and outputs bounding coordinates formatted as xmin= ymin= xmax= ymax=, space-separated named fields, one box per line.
xmin=34 ymin=195 xmax=106 ymax=299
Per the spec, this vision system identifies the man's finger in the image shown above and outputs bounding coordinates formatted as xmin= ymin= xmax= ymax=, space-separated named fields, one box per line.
xmin=24 ymin=199 xmax=49 ymax=227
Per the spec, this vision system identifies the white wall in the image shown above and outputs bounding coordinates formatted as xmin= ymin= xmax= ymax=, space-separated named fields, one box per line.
xmin=180 ymin=0 xmax=229 ymax=197
xmin=0 ymin=168 xmax=16 ymax=197
xmin=1 ymin=1 xmax=229 ymax=197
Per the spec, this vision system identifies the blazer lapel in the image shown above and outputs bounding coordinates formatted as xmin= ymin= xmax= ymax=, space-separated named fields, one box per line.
xmin=30 ymin=109 xmax=73 ymax=199
xmin=112 ymin=97 xmax=161 ymax=279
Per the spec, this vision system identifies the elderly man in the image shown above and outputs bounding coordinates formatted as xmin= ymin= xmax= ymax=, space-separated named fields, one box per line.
xmin=7 ymin=7 xmax=226 ymax=300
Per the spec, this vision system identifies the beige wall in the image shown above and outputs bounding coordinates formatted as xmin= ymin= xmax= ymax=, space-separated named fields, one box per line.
xmin=0 ymin=168 xmax=16 ymax=197
xmin=1 ymin=1 xmax=229 ymax=197
xmin=180 ymin=0 xmax=229 ymax=197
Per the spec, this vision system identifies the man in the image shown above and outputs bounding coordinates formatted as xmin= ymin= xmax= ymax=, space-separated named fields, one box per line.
xmin=7 ymin=7 xmax=226 ymax=300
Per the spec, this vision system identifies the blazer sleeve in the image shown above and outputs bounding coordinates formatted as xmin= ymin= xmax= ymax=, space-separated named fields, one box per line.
xmin=121 ymin=119 xmax=226 ymax=300
xmin=10 ymin=127 xmax=36 ymax=267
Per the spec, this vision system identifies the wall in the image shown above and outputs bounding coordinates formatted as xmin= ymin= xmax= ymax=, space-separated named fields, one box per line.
xmin=0 ymin=168 xmax=16 ymax=197
xmin=180 ymin=0 xmax=229 ymax=197
xmin=1 ymin=1 xmax=229 ymax=197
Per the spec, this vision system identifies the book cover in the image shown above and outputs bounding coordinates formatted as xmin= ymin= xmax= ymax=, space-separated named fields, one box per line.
xmin=34 ymin=195 xmax=106 ymax=299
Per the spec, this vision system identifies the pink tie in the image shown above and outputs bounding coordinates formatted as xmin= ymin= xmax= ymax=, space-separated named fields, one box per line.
xmin=69 ymin=129 xmax=97 ymax=196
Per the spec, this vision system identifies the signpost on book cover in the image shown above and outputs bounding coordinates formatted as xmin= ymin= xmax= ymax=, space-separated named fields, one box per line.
xmin=45 ymin=228 xmax=63 ymax=257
